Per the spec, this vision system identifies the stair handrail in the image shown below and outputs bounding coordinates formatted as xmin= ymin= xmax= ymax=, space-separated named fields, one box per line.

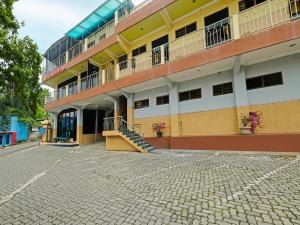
xmin=119 ymin=116 xmax=144 ymax=138
xmin=103 ymin=116 xmax=144 ymax=138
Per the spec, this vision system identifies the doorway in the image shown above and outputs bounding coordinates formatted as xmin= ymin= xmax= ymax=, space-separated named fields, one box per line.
xmin=57 ymin=108 xmax=77 ymax=141
xmin=151 ymin=35 xmax=169 ymax=66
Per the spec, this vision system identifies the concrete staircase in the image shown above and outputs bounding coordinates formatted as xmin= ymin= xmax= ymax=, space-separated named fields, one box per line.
xmin=119 ymin=128 xmax=155 ymax=153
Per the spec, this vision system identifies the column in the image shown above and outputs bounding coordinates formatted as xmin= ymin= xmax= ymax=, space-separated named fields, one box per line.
xmin=127 ymin=93 xmax=134 ymax=127
xmin=77 ymin=108 xmax=83 ymax=144
xmin=233 ymin=62 xmax=249 ymax=129
xmin=232 ymin=14 xmax=240 ymax=40
xmin=169 ymin=83 xmax=180 ymax=137
xmin=114 ymin=10 xmax=119 ymax=25
xmin=77 ymin=75 xmax=81 ymax=92
xmin=54 ymin=86 xmax=58 ymax=100
xmin=95 ymin=109 xmax=99 ymax=141
xmin=113 ymin=99 xmax=120 ymax=130
xmin=115 ymin=62 xmax=120 ymax=80
xmin=50 ymin=112 xmax=58 ymax=140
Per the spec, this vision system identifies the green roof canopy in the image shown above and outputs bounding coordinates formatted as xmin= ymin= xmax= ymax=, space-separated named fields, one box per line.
xmin=67 ymin=0 xmax=123 ymax=40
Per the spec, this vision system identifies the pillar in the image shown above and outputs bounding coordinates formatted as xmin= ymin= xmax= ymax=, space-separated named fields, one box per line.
xmin=50 ymin=112 xmax=58 ymax=140
xmin=232 ymin=14 xmax=240 ymax=40
xmin=127 ymin=93 xmax=134 ymax=127
xmin=233 ymin=56 xmax=249 ymax=129
xmin=77 ymin=75 xmax=81 ymax=92
xmin=168 ymin=82 xmax=180 ymax=137
xmin=115 ymin=62 xmax=120 ymax=80
xmin=77 ymin=108 xmax=83 ymax=144
xmin=113 ymin=99 xmax=120 ymax=130
xmin=95 ymin=109 xmax=99 ymax=141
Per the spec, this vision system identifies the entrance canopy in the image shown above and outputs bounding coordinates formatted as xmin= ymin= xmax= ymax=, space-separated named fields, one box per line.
xmin=66 ymin=0 xmax=124 ymax=40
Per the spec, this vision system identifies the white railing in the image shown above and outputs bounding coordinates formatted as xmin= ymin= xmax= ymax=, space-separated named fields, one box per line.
xmin=45 ymin=90 xmax=55 ymax=104
xmin=103 ymin=116 xmax=144 ymax=138
xmin=87 ymin=20 xmax=115 ymax=49
xmin=238 ymin=0 xmax=291 ymax=36
xmin=68 ymin=42 xmax=84 ymax=61
xmin=57 ymin=86 xmax=67 ymax=100
xmin=68 ymin=81 xmax=78 ymax=96
xmin=46 ymin=0 xmax=299 ymax=104
xmin=104 ymin=66 xmax=115 ymax=83
xmin=42 ymin=19 xmax=116 ymax=80
xmin=81 ymin=72 xmax=100 ymax=91
xmin=118 ymin=17 xmax=232 ymax=77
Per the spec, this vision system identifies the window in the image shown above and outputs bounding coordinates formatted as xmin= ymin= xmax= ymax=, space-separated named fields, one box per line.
xmin=246 ymin=72 xmax=283 ymax=90
xmin=176 ymin=22 xmax=197 ymax=39
xmin=156 ymin=95 xmax=169 ymax=105
xmin=238 ymin=0 xmax=267 ymax=11
xmin=134 ymin=99 xmax=149 ymax=109
xmin=179 ymin=88 xmax=202 ymax=102
xmin=119 ymin=54 xmax=128 ymax=71
xmin=132 ymin=45 xmax=146 ymax=57
xmin=213 ymin=82 xmax=233 ymax=96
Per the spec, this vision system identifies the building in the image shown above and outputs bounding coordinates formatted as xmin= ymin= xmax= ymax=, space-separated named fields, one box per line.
xmin=42 ymin=0 xmax=300 ymax=152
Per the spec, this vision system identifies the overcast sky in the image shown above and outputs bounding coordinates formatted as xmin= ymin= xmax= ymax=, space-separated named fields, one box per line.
xmin=14 ymin=0 xmax=145 ymax=54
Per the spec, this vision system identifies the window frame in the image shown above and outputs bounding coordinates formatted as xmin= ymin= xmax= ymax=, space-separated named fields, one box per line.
xmin=213 ymin=82 xmax=234 ymax=96
xmin=179 ymin=88 xmax=202 ymax=102
xmin=175 ymin=22 xmax=197 ymax=39
xmin=246 ymin=72 xmax=283 ymax=90
xmin=156 ymin=95 xmax=170 ymax=106
xmin=134 ymin=99 xmax=150 ymax=109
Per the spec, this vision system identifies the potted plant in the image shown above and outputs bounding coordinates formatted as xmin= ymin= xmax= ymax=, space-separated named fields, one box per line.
xmin=152 ymin=123 xmax=166 ymax=138
xmin=240 ymin=113 xmax=251 ymax=135
xmin=240 ymin=111 xmax=263 ymax=135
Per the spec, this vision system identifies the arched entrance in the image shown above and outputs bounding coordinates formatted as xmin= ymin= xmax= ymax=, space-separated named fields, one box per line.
xmin=57 ymin=108 xmax=77 ymax=141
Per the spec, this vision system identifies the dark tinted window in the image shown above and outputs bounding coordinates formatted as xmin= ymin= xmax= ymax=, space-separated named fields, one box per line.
xmin=175 ymin=22 xmax=197 ymax=39
xmin=213 ymin=82 xmax=233 ymax=96
xmin=179 ymin=88 xmax=202 ymax=102
xmin=134 ymin=99 xmax=149 ymax=109
xmin=132 ymin=45 xmax=146 ymax=57
xmin=239 ymin=0 xmax=267 ymax=11
xmin=156 ymin=95 xmax=169 ymax=105
xmin=246 ymin=72 xmax=283 ymax=90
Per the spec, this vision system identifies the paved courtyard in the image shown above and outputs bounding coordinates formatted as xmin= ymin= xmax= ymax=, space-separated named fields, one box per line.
xmin=0 ymin=143 xmax=299 ymax=225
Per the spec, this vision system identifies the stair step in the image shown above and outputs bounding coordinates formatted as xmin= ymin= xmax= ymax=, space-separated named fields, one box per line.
xmin=144 ymin=146 xmax=155 ymax=153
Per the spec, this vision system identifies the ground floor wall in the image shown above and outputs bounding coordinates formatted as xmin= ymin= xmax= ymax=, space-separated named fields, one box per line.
xmin=133 ymin=54 xmax=300 ymax=151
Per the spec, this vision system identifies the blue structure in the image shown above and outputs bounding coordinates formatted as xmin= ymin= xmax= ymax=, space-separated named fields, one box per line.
xmin=0 ymin=116 xmax=29 ymax=146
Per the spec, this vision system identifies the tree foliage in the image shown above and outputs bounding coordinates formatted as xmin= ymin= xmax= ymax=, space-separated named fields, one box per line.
xmin=0 ymin=0 xmax=46 ymax=131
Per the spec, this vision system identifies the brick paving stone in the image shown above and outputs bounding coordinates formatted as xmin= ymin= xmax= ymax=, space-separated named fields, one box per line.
xmin=0 ymin=144 xmax=299 ymax=224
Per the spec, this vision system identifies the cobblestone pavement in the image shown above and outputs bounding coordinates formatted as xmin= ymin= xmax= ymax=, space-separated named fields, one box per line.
xmin=0 ymin=143 xmax=299 ymax=225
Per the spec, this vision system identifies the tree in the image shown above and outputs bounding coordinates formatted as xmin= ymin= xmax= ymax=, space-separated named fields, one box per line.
xmin=0 ymin=0 xmax=44 ymax=131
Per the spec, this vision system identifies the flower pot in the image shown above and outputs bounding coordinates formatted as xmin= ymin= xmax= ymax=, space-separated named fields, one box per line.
xmin=156 ymin=132 xmax=163 ymax=138
xmin=240 ymin=127 xmax=252 ymax=135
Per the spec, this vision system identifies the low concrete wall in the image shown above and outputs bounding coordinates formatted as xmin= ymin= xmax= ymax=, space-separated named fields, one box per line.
xmin=146 ymin=134 xmax=300 ymax=152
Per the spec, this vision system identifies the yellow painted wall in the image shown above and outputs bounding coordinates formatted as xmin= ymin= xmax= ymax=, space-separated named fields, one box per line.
xmin=249 ymin=100 xmax=300 ymax=134
xmin=103 ymin=131 xmax=139 ymax=151
xmin=134 ymin=115 xmax=171 ymax=138
xmin=133 ymin=100 xmax=300 ymax=137
xmin=128 ymin=0 xmax=240 ymax=58
xmin=82 ymin=133 xmax=103 ymax=145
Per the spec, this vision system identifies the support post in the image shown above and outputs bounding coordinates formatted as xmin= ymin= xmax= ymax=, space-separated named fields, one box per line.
xmin=77 ymin=108 xmax=84 ymax=144
xmin=232 ymin=14 xmax=240 ymax=40
xmin=233 ymin=55 xmax=249 ymax=129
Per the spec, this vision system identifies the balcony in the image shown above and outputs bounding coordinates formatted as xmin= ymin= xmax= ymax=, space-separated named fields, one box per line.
xmin=42 ymin=20 xmax=115 ymax=81
xmin=45 ymin=0 xmax=299 ymax=105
